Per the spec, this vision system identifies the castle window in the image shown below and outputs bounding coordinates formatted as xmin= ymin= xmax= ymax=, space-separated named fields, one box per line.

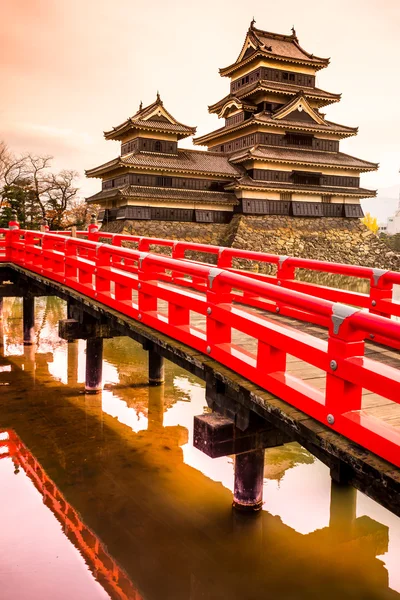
xmin=280 ymin=192 xmax=292 ymax=201
xmin=292 ymin=171 xmax=321 ymax=186
xmin=156 ymin=176 xmax=172 ymax=187
xmin=289 ymin=73 xmax=295 ymax=81
xmin=322 ymin=195 xmax=332 ymax=203
xmin=155 ymin=141 xmax=162 ymax=152
xmin=286 ymin=133 xmax=313 ymax=147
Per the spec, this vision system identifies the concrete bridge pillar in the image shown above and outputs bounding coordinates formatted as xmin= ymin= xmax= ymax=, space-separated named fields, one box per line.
xmin=85 ymin=337 xmax=103 ymax=394
xmin=233 ymin=449 xmax=265 ymax=511
xmin=148 ymin=348 xmax=165 ymax=386
xmin=23 ymin=297 xmax=35 ymax=345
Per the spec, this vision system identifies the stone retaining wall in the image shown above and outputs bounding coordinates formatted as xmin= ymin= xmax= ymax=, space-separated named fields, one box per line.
xmin=102 ymin=216 xmax=400 ymax=270
xmin=103 ymin=219 xmax=229 ymax=246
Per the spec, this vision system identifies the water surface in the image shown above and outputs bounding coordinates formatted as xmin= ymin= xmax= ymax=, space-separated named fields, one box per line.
xmin=0 ymin=295 xmax=399 ymax=599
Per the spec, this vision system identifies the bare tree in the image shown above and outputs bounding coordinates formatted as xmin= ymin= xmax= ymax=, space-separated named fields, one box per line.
xmin=42 ymin=169 xmax=79 ymax=229
xmin=1 ymin=142 xmax=82 ymax=229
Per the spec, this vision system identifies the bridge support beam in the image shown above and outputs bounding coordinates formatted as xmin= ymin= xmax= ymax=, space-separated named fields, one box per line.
xmin=23 ymin=297 xmax=35 ymax=346
xmin=194 ymin=412 xmax=292 ymax=511
xmin=59 ymin=318 xmax=117 ymax=394
xmin=148 ymin=348 xmax=165 ymax=386
xmin=85 ymin=337 xmax=103 ymax=394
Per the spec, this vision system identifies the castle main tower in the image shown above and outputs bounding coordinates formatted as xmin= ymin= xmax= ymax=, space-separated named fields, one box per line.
xmin=194 ymin=22 xmax=377 ymax=218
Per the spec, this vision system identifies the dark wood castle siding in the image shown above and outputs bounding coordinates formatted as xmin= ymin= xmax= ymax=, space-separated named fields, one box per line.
xmin=230 ymin=67 xmax=315 ymax=93
xmin=241 ymin=199 xmax=363 ymax=218
xmin=212 ymin=132 xmax=340 ymax=153
xmin=249 ymin=169 xmax=360 ymax=188
xmin=114 ymin=206 xmax=232 ymax=223
xmin=103 ymin=175 xmax=228 ymax=192
xmin=121 ymin=138 xmax=178 ymax=155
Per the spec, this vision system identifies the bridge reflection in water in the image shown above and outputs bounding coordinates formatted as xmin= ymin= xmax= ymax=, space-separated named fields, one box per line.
xmin=0 ymin=297 xmax=399 ymax=600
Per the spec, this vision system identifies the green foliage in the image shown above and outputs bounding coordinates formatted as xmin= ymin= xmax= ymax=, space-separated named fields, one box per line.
xmin=380 ymin=232 xmax=400 ymax=252
xmin=0 ymin=183 xmax=38 ymax=228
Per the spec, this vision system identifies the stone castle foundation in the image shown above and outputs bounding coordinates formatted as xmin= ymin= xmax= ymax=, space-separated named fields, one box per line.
xmin=102 ymin=216 xmax=400 ymax=271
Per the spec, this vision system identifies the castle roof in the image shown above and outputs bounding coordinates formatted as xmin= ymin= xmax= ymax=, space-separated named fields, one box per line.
xmin=229 ymin=145 xmax=379 ymax=172
xmin=209 ymin=82 xmax=341 ymax=116
xmin=104 ymin=95 xmax=196 ymax=141
xmin=220 ymin=23 xmax=330 ymax=76
xmin=86 ymin=148 xmax=242 ymax=179
xmin=193 ymin=113 xmax=357 ymax=146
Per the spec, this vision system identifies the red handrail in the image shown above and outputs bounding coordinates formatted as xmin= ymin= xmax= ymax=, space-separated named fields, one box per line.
xmin=48 ymin=229 xmax=400 ymax=327
xmin=2 ymin=227 xmax=400 ymax=467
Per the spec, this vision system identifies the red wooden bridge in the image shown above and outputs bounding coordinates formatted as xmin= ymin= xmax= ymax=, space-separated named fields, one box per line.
xmin=1 ymin=217 xmax=400 ymax=498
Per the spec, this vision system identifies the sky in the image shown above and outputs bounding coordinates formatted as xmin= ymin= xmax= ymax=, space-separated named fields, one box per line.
xmin=1 ymin=0 xmax=399 ymax=219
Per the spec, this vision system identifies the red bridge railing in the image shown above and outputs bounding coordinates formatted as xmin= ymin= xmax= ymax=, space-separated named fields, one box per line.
xmin=1 ymin=226 xmax=400 ymax=467
xmin=50 ymin=228 xmax=400 ymax=327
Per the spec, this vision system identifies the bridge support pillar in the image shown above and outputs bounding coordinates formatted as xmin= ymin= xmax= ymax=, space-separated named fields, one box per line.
xmin=85 ymin=337 xmax=103 ymax=394
xmin=194 ymin=412 xmax=292 ymax=511
xmin=233 ymin=449 xmax=265 ymax=511
xmin=148 ymin=349 xmax=165 ymax=386
xmin=23 ymin=297 xmax=35 ymax=345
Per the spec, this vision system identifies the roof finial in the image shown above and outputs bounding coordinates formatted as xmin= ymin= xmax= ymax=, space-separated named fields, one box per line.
xmin=250 ymin=17 xmax=256 ymax=29
xmin=156 ymin=90 xmax=161 ymax=103
xmin=139 ymin=100 xmax=143 ymax=111
xmin=291 ymin=25 xmax=297 ymax=38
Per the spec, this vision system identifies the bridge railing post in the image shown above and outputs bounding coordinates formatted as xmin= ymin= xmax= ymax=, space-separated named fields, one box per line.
xmin=95 ymin=245 xmax=111 ymax=295
xmin=369 ymin=270 xmax=392 ymax=319
xmin=87 ymin=214 xmax=99 ymax=241
xmin=137 ymin=254 xmax=158 ymax=315
xmin=65 ymin=238 xmax=78 ymax=283
xmin=325 ymin=304 xmax=364 ymax=423
xmin=276 ymin=256 xmax=295 ymax=286
xmin=216 ymin=248 xmax=233 ymax=270
xmin=206 ymin=270 xmax=232 ymax=351
xmin=6 ymin=211 xmax=20 ymax=263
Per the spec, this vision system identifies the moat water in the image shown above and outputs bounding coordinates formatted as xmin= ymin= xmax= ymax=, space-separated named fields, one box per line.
xmin=0 ymin=291 xmax=399 ymax=600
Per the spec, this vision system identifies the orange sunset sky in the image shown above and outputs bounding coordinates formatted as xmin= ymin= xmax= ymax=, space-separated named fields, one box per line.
xmin=1 ymin=0 xmax=399 ymax=215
